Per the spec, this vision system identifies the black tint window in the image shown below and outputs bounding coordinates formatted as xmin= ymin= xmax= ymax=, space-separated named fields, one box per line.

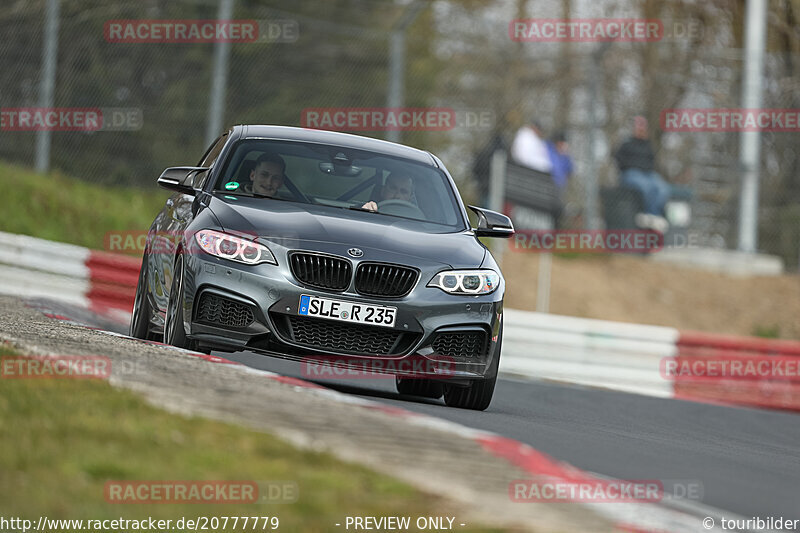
xmin=194 ymin=134 xmax=229 ymax=188
xmin=214 ymin=139 xmax=465 ymax=229
xmin=199 ymin=134 xmax=228 ymax=168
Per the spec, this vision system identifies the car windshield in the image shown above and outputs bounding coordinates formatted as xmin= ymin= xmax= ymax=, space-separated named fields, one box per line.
xmin=214 ymin=139 xmax=465 ymax=228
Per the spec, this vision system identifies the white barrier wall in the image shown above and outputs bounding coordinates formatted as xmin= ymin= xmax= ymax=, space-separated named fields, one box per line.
xmin=500 ymin=308 xmax=679 ymax=397
xmin=6 ymin=231 xmax=800 ymax=410
xmin=0 ymin=231 xmax=90 ymax=306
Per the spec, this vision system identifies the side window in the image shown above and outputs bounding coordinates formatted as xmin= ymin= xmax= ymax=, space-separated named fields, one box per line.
xmin=192 ymin=169 xmax=209 ymax=189
xmin=195 ymin=134 xmax=228 ymax=188
xmin=199 ymin=134 xmax=228 ymax=167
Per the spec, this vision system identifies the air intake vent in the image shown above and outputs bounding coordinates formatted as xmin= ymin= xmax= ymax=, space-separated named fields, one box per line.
xmin=270 ymin=314 xmax=419 ymax=356
xmin=196 ymin=293 xmax=255 ymax=328
xmin=432 ymin=331 xmax=489 ymax=361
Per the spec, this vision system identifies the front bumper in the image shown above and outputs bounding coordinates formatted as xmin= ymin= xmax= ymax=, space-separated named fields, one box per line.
xmin=181 ymin=253 xmax=503 ymax=381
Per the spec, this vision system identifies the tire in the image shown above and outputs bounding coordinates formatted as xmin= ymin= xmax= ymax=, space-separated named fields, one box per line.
xmin=164 ymin=255 xmax=190 ymax=349
xmin=443 ymin=327 xmax=502 ymax=411
xmin=130 ymin=255 xmax=157 ymax=340
xmin=395 ymin=377 xmax=444 ymax=399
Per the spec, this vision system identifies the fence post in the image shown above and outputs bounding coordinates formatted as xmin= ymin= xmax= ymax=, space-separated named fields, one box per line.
xmin=536 ymin=253 xmax=551 ymax=313
xmin=385 ymin=0 xmax=425 ymax=143
xmin=34 ymin=0 xmax=60 ymax=174
xmin=206 ymin=0 xmax=234 ymax=146
xmin=582 ymin=44 xmax=610 ymax=230
xmin=737 ymin=0 xmax=767 ymax=253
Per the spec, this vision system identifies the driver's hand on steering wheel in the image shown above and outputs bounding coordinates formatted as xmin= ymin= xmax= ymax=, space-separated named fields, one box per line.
xmin=361 ymin=201 xmax=378 ymax=212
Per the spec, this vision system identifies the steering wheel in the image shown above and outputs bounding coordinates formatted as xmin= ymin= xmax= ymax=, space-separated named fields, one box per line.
xmin=377 ymin=199 xmax=425 ymax=219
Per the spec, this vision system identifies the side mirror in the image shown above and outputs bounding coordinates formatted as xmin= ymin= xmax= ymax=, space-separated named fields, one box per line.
xmin=157 ymin=166 xmax=210 ymax=195
xmin=468 ymin=205 xmax=514 ymax=238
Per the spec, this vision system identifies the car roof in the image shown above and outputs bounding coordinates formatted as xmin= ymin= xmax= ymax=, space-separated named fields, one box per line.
xmin=235 ymin=125 xmax=437 ymax=166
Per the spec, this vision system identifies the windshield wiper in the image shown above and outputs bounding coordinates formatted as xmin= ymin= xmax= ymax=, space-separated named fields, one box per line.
xmin=347 ymin=206 xmax=378 ymax=213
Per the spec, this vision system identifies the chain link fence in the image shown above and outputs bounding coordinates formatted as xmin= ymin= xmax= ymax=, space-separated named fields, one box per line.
xmin=0 ymin=0 xmax=798 ymax=268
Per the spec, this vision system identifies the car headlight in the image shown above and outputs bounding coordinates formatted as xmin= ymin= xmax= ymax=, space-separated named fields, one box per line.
xmin=194 ymin=229 xmax=276 ymax=265
xmin=428 ymin=269 xmax=499 ymax=295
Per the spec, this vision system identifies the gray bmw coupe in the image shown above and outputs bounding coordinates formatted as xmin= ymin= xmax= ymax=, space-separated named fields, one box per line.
xmin=130 ymin=125 xmax=513 ymax=410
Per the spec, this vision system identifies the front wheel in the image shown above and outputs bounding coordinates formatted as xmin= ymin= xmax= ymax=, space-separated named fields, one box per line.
xmin=443 ymin=328 xmax=502 ymax=411
xmin=164 ymin=255 xmax=190 ymax=349
xmin=130 ymin=255 xmax=157 ymax=340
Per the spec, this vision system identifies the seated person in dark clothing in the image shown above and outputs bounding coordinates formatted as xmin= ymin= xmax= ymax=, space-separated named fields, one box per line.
xmin=361 ymin=172 xmax=414 ymax=212
xmin=614 ymin=116 xmax=673 ymax=231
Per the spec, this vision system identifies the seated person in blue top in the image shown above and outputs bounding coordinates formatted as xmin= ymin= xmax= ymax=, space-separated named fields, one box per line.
xmin=545 ymin=131 xmax=573 ymax=193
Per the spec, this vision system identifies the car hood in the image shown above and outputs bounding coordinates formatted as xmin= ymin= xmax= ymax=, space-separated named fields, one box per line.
xmin=206 ymin=195 xmax=485 ymax=268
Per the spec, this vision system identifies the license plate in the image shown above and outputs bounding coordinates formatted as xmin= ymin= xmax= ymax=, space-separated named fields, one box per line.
xmin=298 ymin=295 xmax=397 ymax=328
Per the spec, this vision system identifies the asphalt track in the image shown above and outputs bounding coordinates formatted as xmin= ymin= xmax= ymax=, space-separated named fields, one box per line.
xmin=221 ymin=350 xmax=800 ymax=523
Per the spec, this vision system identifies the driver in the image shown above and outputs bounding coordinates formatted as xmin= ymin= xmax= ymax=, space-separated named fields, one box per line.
xmin=362 ymin=172 xmax=414 ymax=212
xmin=250 ymin=153 xmax=285 ymax=197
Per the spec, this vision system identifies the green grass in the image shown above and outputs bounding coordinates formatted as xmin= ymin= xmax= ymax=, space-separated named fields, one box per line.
xmin=0 ymin=161 xmax=167 ymax=250
xmin=0 ymin=164 xmax=511 ymax=531
xmin=752 ymin=324 xmax=781 ymax=339
xmin=0 ymin=350 xmax=504 ymax=532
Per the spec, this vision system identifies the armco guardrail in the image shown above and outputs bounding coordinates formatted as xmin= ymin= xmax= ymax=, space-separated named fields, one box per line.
xmin=0 ymin=231 xmax=139 ymax=320
xmin=501 ymin=308 xmax=800 ymax=412
xmin=673 ymin=332 xmax=800 ymax=411
xmin=2 ymin=231 xmax=800 ymax=413
xmin=501 ymin=308 xmax=679 ymax=397
xmin=85 ymin=250 xmax=140 ymax=312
